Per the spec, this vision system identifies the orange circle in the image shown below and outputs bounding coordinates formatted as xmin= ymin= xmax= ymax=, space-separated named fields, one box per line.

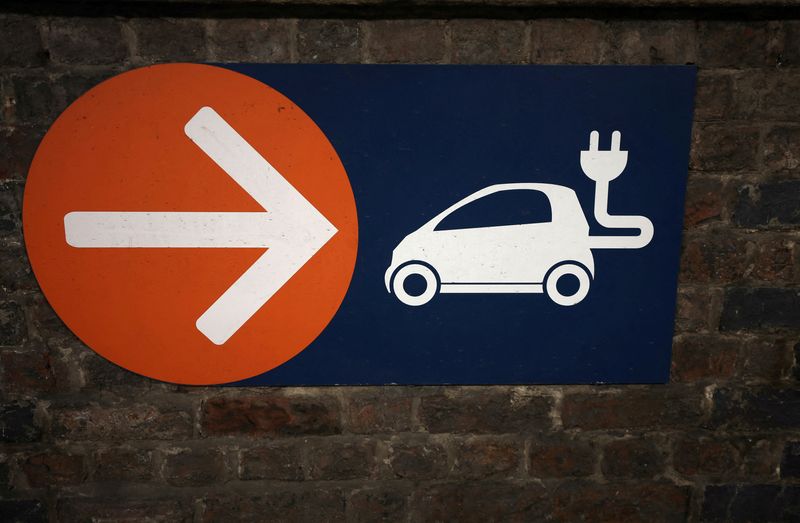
xmin=23 ymin=64 xmax=358 ymax=385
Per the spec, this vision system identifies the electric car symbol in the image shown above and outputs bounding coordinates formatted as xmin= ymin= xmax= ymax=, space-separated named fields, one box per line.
xmin=384 ymin=131 xmax=654 ymax=307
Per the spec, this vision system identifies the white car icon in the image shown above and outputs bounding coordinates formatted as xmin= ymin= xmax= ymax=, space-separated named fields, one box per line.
xmin=384 ymin=131 xmax=654 ymax=307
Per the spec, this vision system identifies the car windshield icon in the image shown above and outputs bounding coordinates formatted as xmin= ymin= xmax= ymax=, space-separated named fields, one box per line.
xmin=384 ymin=131 xmax=654 ymax=307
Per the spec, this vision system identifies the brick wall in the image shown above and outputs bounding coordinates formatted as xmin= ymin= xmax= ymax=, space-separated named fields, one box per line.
xmin=1 ymin=2 xmax=799 ymax=521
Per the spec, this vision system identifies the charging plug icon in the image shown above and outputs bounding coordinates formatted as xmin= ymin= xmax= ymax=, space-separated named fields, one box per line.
xmin=580 ymin=130 xmax=629 ymax=183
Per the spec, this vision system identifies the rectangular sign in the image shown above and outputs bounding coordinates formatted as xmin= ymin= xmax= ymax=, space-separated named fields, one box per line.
xmin=26 ymin=63 xmax=695 ymax=385
xmin=227 ymin=64 xmax=696 ymax=385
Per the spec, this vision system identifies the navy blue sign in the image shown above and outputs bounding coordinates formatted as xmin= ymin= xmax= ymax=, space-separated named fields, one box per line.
xmin=223 ymin=64 xmax=696 ymax=385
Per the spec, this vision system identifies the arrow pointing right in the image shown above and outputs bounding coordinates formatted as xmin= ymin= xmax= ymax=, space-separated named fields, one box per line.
xmin=64 ymin=106 xmax=338 ymax=345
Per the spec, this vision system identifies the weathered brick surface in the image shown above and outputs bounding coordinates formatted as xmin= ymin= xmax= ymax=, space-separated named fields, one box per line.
xmin=733 ymin=179 xmax=800 ymax=227
xmin=51 ymin=403 xmax=194 ymax=441
xmin=201 ymin=394 xmax=341 ymax=436
xmin=530 ymin=19 xmax=612 ymax=64
xmin=673 ymin=434 xmax=783 ymax=479
xmin=0 ymin=499 xmax=46 ymax=523
xmin=0 ymin=16 xmax=46 ymax=68
xmin=306 ymin=437 xmax=377 ymax=480
xmin=419 ymin=388 xmax=552 ymax=433
xmin=0 ymin=402 xmax=40 ymax=443
xmin=782 ymin=441 xmax=800 ymax=478
xmin=561 ymin=387 xmax=705 ymax=430
xmin=601 ymin=437 xmax=665 ymax=479
xmin=552 ymin=481 xmax=690 ymax=522
xmin=710 ymin=386 xmax=800 ymax=430
xmin=200 ymin=489 xmax=347 ymax=522
xmin=21 ymin=450 xmax=86 ymax=487
xmin=162 ymin=447 xmax=228 ymax=486
xmin=298 ymin=19 xmax=361 ymax=63
xmin=453 ymin=436 xmax=521 ymax=479
xmin=1 ymin=5 xmax=799 ymax=522
xmin=720 ymin=287 xmax=800 ymax=331
xmin=702 ymin=484 xmax=800 ymax=522
xmin=92 ymin=446 xmax=154 ymax=482
xmin=365 ymin=20 xmax=446 ymax=63
xmin=529 ymin=437 xmax=596 ymax=477
xmin=57 ymin=497 xmax=193 ymax=522
xmin=450 ymin=20 xmax=527 ymax=64
xmin=385 ymin=436 xmax=450 ymax=479
xmin=46 ymin=18 xmax=128 ymax=66
xmin=210 ymin=19 xmax=292 ymax=62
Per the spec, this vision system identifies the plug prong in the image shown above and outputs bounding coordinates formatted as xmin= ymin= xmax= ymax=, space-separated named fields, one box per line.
xmin=589 ymin=131 xmax=599 ymax=151
xmin=611 ymin=131 xmax=621 ymax=151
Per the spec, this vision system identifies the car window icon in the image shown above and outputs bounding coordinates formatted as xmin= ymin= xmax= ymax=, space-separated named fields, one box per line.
xmin=384 ymin=131 xmax=654 ymax=307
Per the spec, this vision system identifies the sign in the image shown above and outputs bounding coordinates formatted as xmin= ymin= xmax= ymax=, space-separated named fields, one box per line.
xmin=24 ymin=64 xmax=696 ymax=385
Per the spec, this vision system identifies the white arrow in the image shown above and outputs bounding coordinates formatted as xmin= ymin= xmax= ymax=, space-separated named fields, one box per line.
xmin=64 ymin=106 xmax=338 ymax=345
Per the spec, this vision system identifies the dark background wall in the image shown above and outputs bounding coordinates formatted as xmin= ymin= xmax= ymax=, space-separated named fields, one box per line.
xmin=1 ymin=1 xmax=799 ymax=521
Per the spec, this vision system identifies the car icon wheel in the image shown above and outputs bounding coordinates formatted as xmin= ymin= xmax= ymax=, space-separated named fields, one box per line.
xmin=545 ymin=263 xmax=591 ymax=306
xmin=391 ymin=262 xmax=439 ymax=306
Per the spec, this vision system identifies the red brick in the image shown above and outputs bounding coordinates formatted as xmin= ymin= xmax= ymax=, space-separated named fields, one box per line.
xmin=561 ymin=387 xmax=704 ymax=430
xmin=453 ymin=436 xmax=521 ymax=479
xmin=22 ymin=450 xmax=86 ymax=487
xmin=529 ymin=438 xmax=596 ymax=478
xmin=679 ymin=233 xmax=752 ymax=284
xmin=201 ymin=395 xmax=341 ymax=437
xmin=673 ymin=435 xmax=765 ymax=478
xmin=419 ymin=389 xmax=552 ymax=434
xmin=343 ymin=392 xmax=413 ymax=433
xmin=1 ymin=350 xmax=55 ymax=394
xmin=552 ymin=481 xmax=689 ymax=522
xmin=671 ymin=334 xmax=739 ymax=382
xmin=683 ymin=176 xmax=730 ymax=228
